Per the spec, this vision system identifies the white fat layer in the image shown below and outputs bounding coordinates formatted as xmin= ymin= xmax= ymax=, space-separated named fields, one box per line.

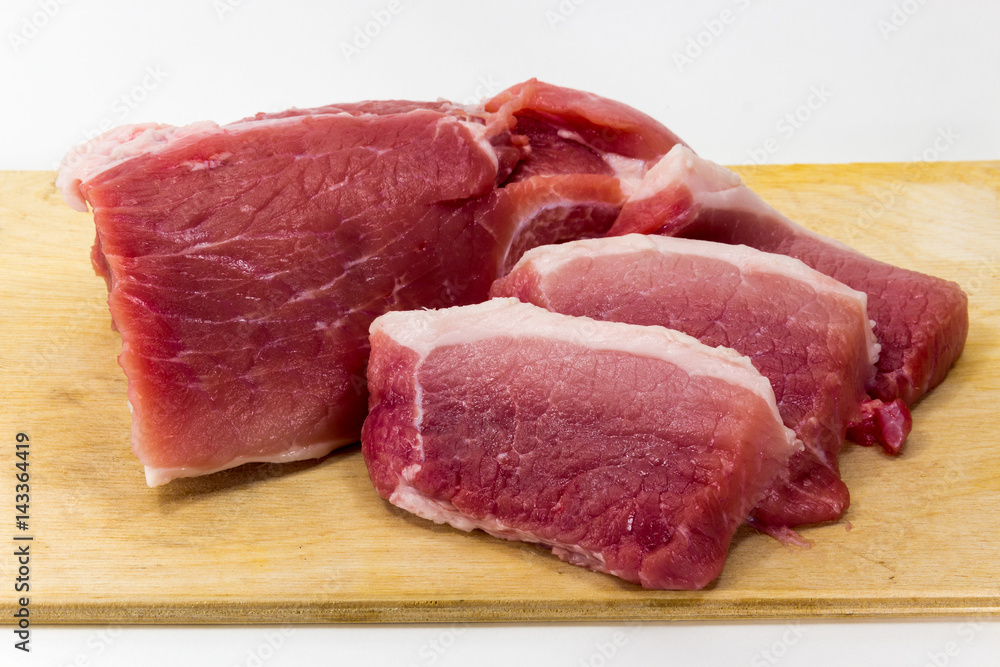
xmin=555 ymin=128 xmax=586 ymax=144
xmin=57 ymin=121 xmax=219 ymax=211
xmin=143 ymin=437 xmax=350 ymax=487
xmin=371 ymin=299 xmax=787 ymax=431
xmin=457 ymin=118 xmax=499 ymax=174
xmin=628 ymin=144 xmax=740 ymax=204
xmin=632 ymin=145 xmax=860 ymax=255
xmin=512 ymin=234 xmax=880 ymax=368
xmin=602 ymin=153 xmax=648 ymax=196
xmin=389 ymin=480 xmax=609 ymax=572
xmin=552 ymin=127 xmax=648 ymax=196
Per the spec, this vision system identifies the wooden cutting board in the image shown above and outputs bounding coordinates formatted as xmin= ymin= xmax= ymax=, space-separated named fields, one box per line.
xmin=1 ymin=161 xmax=998 ymax=624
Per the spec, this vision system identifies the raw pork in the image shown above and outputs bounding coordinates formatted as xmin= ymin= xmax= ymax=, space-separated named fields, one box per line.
xmin=484 ymin=78 xmax=686 ymax=184
xmin=482 ymin=79 xmax=687 ymax=268
xmin=57 ymin=81 xmax=681 ymax=484
xmin=362 ymin=299 xmax=798 ymax=589
xmin=609 ymin=146 xmax=968 ymax=454
xmin=493 ymin=235 xmax=878 ymax=527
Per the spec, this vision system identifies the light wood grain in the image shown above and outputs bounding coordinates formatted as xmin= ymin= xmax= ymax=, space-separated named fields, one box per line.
xmin=0 ymin=162 xmax=998 ymax=624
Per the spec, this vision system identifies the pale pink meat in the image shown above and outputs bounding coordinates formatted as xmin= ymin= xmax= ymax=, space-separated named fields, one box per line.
xmin=492 ymin=234 xmax=878 ymax=527
xmin=362 ymin=299 xmax=798 ymax=589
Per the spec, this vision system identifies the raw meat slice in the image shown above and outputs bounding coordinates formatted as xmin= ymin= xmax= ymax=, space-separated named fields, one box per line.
xmin=58 ymin=81 xmax=682 ymax=485
xmin=60 ymin=109 xmax=510 ymax=485
xmin=609 ymin=146 xmax=969 ymax=453
xmin=362 ymin=299 xmax=798 ymax=590
xmin=492 ymin=235 xmax=878 ymax=527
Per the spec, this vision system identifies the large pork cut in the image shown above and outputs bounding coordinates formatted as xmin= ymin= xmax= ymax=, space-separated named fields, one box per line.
xmin=609 ymin=146 xmax=968 ymax=454
xmin=492 ymin=235 xmax=878 ymax=527
xmin=57 ymin=80 xmax=682 ymax=484
xmin=361 ymin=299 xmax=798 ymax=589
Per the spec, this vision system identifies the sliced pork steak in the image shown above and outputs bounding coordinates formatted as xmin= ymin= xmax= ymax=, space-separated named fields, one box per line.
xmin=609 ymin=146 xmax=968 ymax=454
xmin=492 ymin=235 xmax=879 ymax=528
xmin=361 ymin=299 xmax=798 ymax=589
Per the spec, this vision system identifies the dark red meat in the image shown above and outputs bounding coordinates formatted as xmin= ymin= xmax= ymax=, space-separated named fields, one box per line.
xmin=609 ymin=146 xmax=968 ymax=453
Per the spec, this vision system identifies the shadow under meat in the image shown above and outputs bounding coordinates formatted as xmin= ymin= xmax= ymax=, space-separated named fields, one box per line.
xmin=154 ymin=442 xmax=362 ymax=501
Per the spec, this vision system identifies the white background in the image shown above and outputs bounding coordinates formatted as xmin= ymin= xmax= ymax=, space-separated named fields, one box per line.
xmin=3 ymin=0 xmax=999 ymax=665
